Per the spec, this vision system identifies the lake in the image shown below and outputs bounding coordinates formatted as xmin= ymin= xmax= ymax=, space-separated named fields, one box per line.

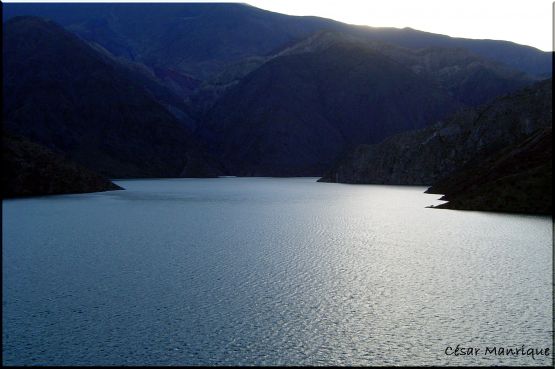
xmin=2 ymin=178 xmax=552 ymax=365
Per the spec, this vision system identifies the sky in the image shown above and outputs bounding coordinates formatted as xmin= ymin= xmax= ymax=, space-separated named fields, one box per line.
xmin=246 ymin=0 xmax=553 ymax=51
xmin=4 ymin=0 xmax=553 ymax=51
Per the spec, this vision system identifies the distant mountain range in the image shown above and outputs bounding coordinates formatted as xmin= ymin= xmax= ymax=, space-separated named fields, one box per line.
xmin=3 ymin=3 xmax=551 ymax=81
xmin=1 ymin=3 xmax=552 ymax=206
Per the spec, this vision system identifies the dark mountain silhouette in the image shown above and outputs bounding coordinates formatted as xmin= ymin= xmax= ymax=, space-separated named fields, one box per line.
xmin=2 ymin=16 xmax=222 ymax=179
xmin=199 ymin=36 xmax=462 ymax=176
xmin=319 ymin=78 xmax=552 ymax=186
xmin=186 ymin=31 xmax=534 ymax=119
xmin=2 ymin=2 xmax=551 ymax=83
xmin=2 ymin=5 xmax=550 ymax=182
xmin=2 ymin=3 xmax=343 ymax=81
xmin=3 ymin=131 xmax=122 ymax=198
xmin=197 ymin=31 xmax=539 ymax=176
xmin=426 ymin=126 xmax=552 ymax=214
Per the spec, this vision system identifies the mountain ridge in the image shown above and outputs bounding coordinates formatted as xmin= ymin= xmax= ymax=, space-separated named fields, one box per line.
xmin=3 ymin=2 xmax=551 ymax=84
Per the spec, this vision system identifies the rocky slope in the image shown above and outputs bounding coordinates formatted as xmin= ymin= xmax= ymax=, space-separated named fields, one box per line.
xmin=3 ymin=132 xmax=122 ymax=198
xmin=319 ymin=78 xmax=552 ymax=184
xmin=426 ymin=126 xmax=551 ymax=214
xmin=2 ymin=16 xmax=221 ymax=178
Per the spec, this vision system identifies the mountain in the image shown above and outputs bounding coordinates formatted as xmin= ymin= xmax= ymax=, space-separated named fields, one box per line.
xmin=357 ymin=42 xmax=534 ymax=106
xmin=2 ymin=16 xmax=221 ymax=178
xmin=348 ymin=26 xmax=552 ymax=78
xmin=199 ymin=35 xmax=462 ymax=176
xmin=2 ymin=2 xmax=551 ymax=84
xmin=2 ymin=3 xmax=343 ymax=82
xmin=3 ymin=131 xmax=122 ymax=198
xmin=426 ymin=126 xmax=552 ymax=214
xmin=186 ymin=30 xmax=534 ymax=120
xmin=318 ymin=78 xmax=552 ymax=184
xmin=85 ymin=44 xmax=199 ymax=130
xmin=2 ymin=5 xmax=550 ymax=180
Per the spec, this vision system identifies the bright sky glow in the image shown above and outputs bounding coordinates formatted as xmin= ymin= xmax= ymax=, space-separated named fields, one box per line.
xmin=5 ymin=0 xmax=554 ymax=51
xmin=246 ymin=0 xmax=553 ymax=51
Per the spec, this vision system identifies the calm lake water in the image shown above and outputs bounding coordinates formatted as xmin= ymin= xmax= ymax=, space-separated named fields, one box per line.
xmin=2 ymin=178 xmax=553 ymax=366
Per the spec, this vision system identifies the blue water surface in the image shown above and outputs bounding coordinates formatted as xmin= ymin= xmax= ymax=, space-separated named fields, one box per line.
xmin=2 ymin=178 xmax=552 ymax=365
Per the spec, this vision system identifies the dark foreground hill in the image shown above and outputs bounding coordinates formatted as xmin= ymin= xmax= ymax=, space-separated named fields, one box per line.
xmin=3 ymin=132 xmax=122 ymax=198
xmin=2 ymin=16 xmax=221 ymax=178
xmin=319 ymin=79 xmax=552 ymax=185
xmin=426 ymin=126 xmax=552 ymax=214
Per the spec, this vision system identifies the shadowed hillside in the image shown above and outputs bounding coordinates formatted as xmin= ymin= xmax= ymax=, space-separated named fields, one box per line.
xmin=319 ymin=78 xmax=552 ymax=185
xmin=2 ymin=16 xmax=222 ymax=178
xmin=2 ymin=4 xmax=550 ymax=181
xmin=199 ymin=37 xmax=461 ymax=176
xmin=3 ymin=131 xmax=122 ymax=198
xmin=428 ymin=126 xmax=552 ymax=214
